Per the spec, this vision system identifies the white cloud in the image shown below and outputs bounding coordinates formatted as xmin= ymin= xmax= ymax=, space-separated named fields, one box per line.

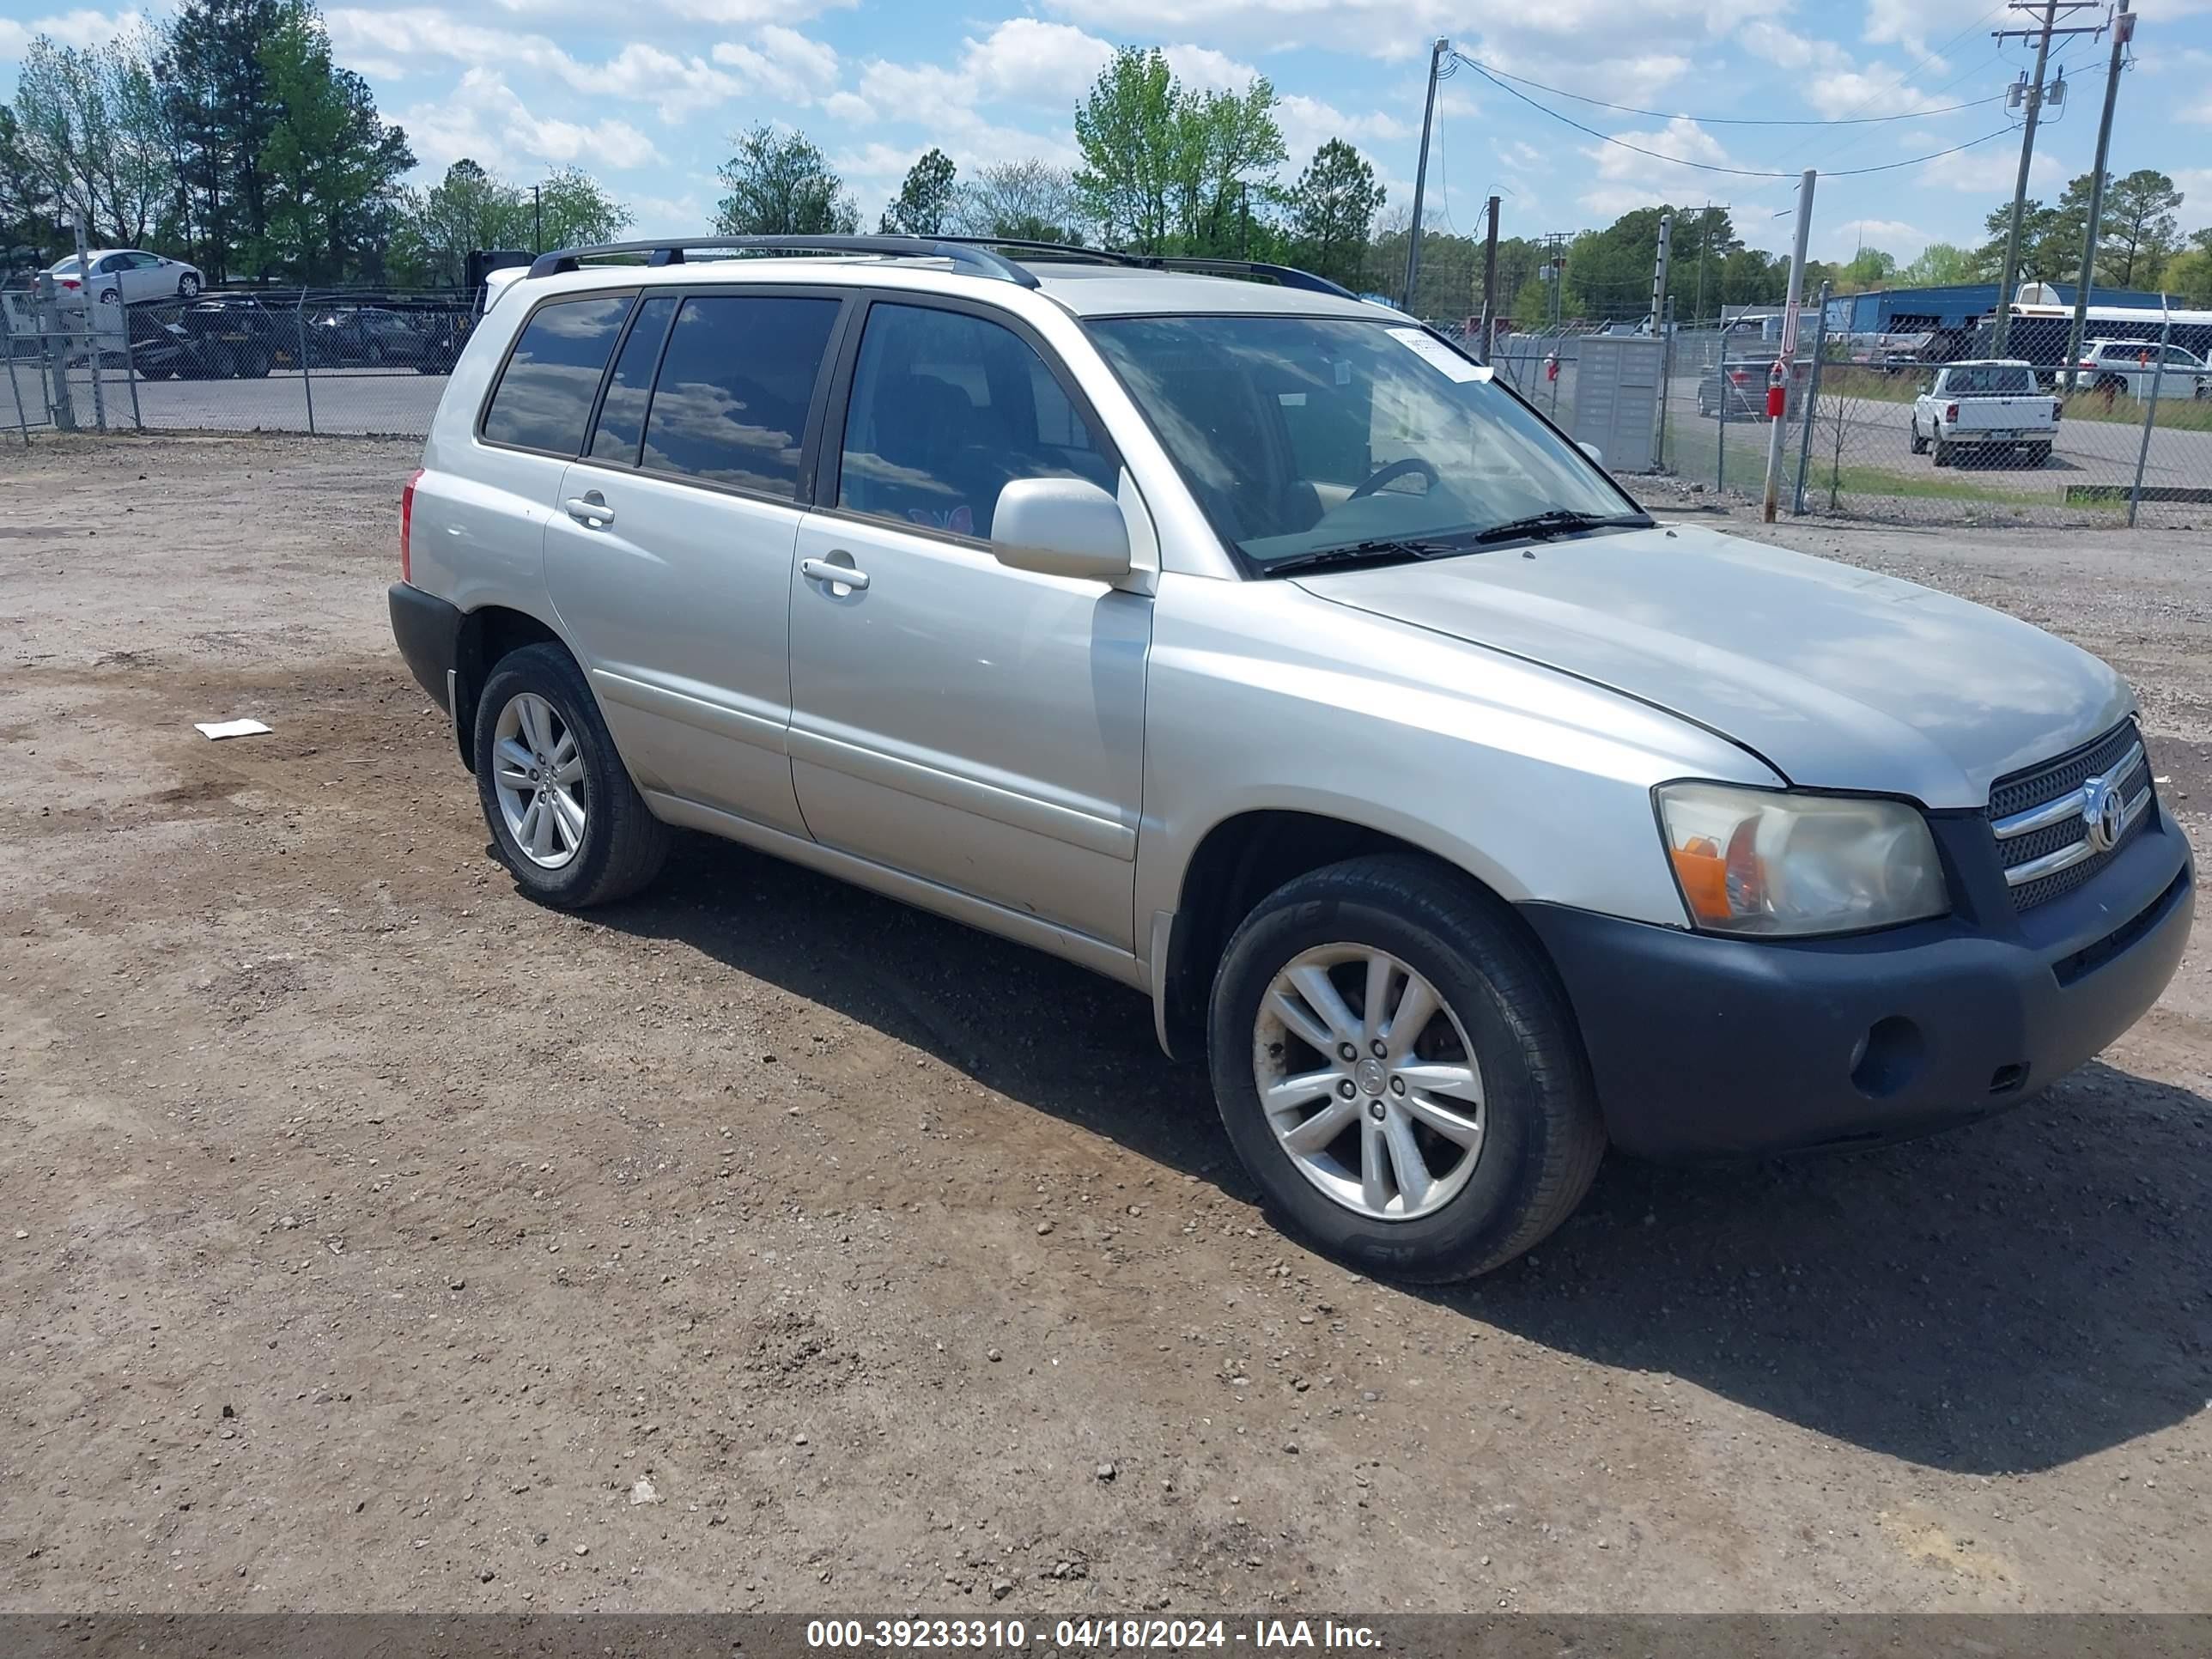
xmin=1937 ymin=145 xmax=2066 ymax=194
xmin=2173 ymin=170 xmax=2212 ymax=232
xmin=331 ymin=8 xmax=850 ymax=123
xmin=1804 ymin=65 xmax=1938 ymax=120
xmin=822 ymin=91 xmax=877 ymax=126
xmin=1741 ymin=21 xmax=1817 ymax=70
xmin=397 ymin=67 xmax=660 ymax=177
xmin=1162 ymin=43 xmax=1258 ymax=92
xmin=1275 ymin=93 xmax=1410 ymax=170
xmin=712 ymin=24 xmax=841 ymax=100
xmin=1826 ymin=217 xmax=1929 ymax=260
xmin=0 ymin=9 xmax=143 ymax=57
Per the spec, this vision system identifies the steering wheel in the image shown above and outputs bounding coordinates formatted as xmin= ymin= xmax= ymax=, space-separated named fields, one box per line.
xmin=1347 ymin=456 xmax=1441 ymax=500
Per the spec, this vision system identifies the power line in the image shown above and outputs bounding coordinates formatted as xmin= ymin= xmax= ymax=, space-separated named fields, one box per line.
xmin=1449 ymin=56 xmax=2003 ymax=125
xmin=1456 ymin=61 xmax=2019 ymax=179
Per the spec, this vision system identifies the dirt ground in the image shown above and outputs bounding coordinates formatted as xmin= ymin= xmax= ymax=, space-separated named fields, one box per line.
xmin=0 ymin=434 xmax=2206 ymax=1616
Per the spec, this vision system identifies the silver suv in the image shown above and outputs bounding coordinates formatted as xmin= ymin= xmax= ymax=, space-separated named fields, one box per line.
xmin=389 ymin=235 xmax=2195 ymax=1280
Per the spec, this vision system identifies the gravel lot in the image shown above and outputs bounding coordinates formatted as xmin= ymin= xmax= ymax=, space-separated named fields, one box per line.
xmin=1 ymin=434 xmax=2206 ymax=1615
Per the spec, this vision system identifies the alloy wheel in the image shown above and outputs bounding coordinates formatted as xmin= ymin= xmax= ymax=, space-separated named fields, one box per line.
xmin=490 ymin=692 xmax=587 ymax=870
xmin=1250 ymin=944 xmax=1486 ymax=1222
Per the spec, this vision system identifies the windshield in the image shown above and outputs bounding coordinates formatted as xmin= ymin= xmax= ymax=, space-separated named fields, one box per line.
xmin=1087 ymin=313 xmax=1638 ymax=568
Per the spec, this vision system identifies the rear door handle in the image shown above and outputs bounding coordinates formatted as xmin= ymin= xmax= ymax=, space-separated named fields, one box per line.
xmin=565 ymin=493 xmax=613 ymax=527
xmin=802 ymin=556 xmax=869 ymax=592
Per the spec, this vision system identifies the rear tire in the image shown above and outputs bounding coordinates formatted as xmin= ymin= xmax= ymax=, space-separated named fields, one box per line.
xmin=1933 ymin=439 xmax=1954 ymax=467
xmin=1206 ymin=854 xmax=1607 ymax=1283
xmin=1909 ymin=417 xmax=1928 ymax=455
xmin=472 ymin=641 xmax=669 ymax=909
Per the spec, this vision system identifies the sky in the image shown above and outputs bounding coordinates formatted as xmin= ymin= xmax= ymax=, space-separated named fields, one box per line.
xmin=3 ymin=0 xmax=2210 ymax=275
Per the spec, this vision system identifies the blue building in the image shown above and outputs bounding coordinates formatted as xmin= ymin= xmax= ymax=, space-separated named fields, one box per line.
xmin=1826 ymin=283 xmax=2169 ymax=336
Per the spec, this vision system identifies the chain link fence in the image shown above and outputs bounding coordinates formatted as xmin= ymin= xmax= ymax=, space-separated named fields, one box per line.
xmin=0 ymin=284 xmax=477 ymax=443
xmin=1447 ymin=308 xmax=2212 ymax=530
xmin=9 ymin=278 xmax=2209 ymax=531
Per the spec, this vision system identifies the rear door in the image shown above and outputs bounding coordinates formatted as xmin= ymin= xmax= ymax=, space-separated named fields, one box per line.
xmin=543 ymin=284 xmax=848 ymax=835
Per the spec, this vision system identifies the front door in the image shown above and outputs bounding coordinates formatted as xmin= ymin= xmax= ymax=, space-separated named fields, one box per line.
xmin=787 ymin=297 xmax=1150 ymax=951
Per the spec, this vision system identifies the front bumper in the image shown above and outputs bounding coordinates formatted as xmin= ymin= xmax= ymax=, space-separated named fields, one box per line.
xmin=1522 ymin=808 xmax=2194 ymax=1159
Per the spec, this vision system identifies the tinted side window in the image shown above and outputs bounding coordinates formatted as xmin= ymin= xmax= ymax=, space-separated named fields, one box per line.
xmin=483 ymin=295 xmax=635 ymax=454
xmin=839 ymin=303 xmax=1108 ymax=538
xmin=639 ymin=295 xmax=842 ymax=495
xmin=589 ymin=295 xmax=678 ymax=467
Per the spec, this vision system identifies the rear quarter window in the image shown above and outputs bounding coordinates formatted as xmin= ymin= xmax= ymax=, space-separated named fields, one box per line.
xmin=482 ymin=294 xmax=635 ymax=455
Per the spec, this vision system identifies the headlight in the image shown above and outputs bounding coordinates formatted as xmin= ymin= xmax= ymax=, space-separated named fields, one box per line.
xmin=1656 ymin=782 xmax=1948 ymax=937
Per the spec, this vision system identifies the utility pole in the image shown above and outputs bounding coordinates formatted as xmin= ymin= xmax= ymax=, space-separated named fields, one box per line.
xmin=1477 ymin=194 xmax=1500 ymax=363
xmin=1992 ymin=0 xmax=2105 ymax=351
xmin=1693 ymin=202 xmax=1713 ymax=324
xmin=2063 ymin=10 xmax=2135 ymax=386
xmin=1403 ymin=36 xmax=1449 ymax=313
xmin=533 ymin=185 xmax=544 ymax=255
xmin=1649 ymin=211 xmax=1672 ymax=336
xmin=1763 ymin=170 xmax=1815 ymax=525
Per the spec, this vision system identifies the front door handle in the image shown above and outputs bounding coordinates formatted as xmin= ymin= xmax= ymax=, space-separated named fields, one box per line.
xmin=565 ymin=492 xmax=613 ymax=527
xmin=801 ymin=556 xmax=869 ymax=592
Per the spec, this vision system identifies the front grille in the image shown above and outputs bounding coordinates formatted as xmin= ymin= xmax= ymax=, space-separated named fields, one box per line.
xmin=1986 ymin=720 xmax=2156 ymax=910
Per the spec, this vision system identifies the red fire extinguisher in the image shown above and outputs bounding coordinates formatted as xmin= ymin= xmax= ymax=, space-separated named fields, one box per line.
xmin=1766 ymin=359 xmax=1788 ymax=420
xmin=1545 ymin=350 xmax=1560 ymax=383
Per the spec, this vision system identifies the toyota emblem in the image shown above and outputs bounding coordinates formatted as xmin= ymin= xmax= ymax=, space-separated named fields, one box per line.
xmin=2081 ymin=775 xmax=2127 ymax=853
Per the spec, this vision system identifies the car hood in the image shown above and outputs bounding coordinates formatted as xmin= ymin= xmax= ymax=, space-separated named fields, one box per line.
xmin=1292 ymin=522 xmax=2132 ymax=808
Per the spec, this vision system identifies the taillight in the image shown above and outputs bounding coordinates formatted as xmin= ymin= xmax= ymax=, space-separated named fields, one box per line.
xmin=1728 ymin=370 xmax=1746 ymax=385
xmin=59 ymin=277 xmax=79 ymax=290
xmin=1945 ymin=403 xmax=1960 ymax=422
xmin=400 ymin=468 xmax=424 ymax=583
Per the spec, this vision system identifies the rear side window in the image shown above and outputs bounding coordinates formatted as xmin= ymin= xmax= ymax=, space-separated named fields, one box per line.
xmin=639 ymin=295 xmax=842 ymax=495
xmin=483 ymin=295 xmax=635 ymax=454
xmin=589 ymin=295 xmax=678 ymax=467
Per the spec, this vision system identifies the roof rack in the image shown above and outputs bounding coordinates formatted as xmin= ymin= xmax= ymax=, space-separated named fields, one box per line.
xmin=932 ymin=237 xmax=1358 ymax=299
xmin=525 ymin=235 xmax=1039 ymax=289
xmin=525 ymin=233 xmax=1360 ymax=302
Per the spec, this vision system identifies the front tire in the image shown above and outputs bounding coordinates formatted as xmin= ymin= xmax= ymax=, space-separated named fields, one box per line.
xmin=1206 ymin=855 xmax=1606 ymax=1282
xmin=472 ymin=642 xmax=670 ymax=908
xmin=1909 ymin=417 xmax=1928 ymax=455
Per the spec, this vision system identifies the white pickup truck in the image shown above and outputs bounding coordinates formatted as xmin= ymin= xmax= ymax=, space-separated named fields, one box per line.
xmin=1909 ymin=359 xmax=2059 ymax=468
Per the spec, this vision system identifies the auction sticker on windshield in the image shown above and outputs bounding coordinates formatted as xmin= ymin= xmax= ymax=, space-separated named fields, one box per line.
xmin=1384 ymin=326 xmax=1486 ymax=382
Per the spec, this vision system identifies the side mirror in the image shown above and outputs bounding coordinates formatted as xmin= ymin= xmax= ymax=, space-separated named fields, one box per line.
xmin=991 ymin=477 xmax=1132 ymax=583
xmin=1577 ymin=441 xmax=1605 ymax=467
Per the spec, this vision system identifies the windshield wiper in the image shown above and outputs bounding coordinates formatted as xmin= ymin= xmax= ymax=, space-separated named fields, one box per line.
xmin=1259 ymin=537 xmax=1475 ymax=577
xmin=1471 ymin=508 xmax=1651 ymax=545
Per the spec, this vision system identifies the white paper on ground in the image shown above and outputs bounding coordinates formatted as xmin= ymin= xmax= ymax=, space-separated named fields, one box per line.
xmin=1384 ymin=326 xmax=1489 ymax=383
xmin=194 ymin=719 xmax=272 ymax=740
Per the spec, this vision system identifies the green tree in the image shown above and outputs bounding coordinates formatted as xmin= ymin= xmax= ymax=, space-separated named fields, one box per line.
xmin=254 ymin=4 xmax=412 ymax=281
xmin=1073 ymin=46 xmax=1177 ymax=251
xmin=945 ymin=160 xmax=1087 ymax=243
xmin=1839 ymin=246 xmax=1896 ymax=291
xmin=1284 ymin=139 xmax=1382 ymax=289
xmin=155 ymin=0 xmax=295 ymax=281
xmin=535 ymin=166 xmax=631 ymax=250
xmin=1175 ymin=78 xmax=1285 ymax=253
xmin=391 ymin=159 xmax=526 ymax=286
xmin=1898 ymin=242 xmax=1976 ymax=284
xmin=0 ymin=106 xmax=62 ymax=260
xmin=2164 ymin=229 xmax=2212 ymax=308
xmin=2100 ymin=168 xmax=2183 ymax=288
xmin=878 ymin=147 xmax=957 ymax=236
xmin=713 ymin=125 xmax=858 ymax=237
xmin=11 ymin=33 xmax=171 ymax=246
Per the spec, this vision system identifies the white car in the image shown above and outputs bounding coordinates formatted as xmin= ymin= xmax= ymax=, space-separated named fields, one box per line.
xmin=48 ymin=249 xmax=204 ymax=306
xmin=2070 ymin=339 xmax=2212 ymax=402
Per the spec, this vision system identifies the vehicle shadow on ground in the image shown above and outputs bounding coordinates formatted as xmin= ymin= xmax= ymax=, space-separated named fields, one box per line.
xmin=597 ymin=836 xmax=2209 ymax=1478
